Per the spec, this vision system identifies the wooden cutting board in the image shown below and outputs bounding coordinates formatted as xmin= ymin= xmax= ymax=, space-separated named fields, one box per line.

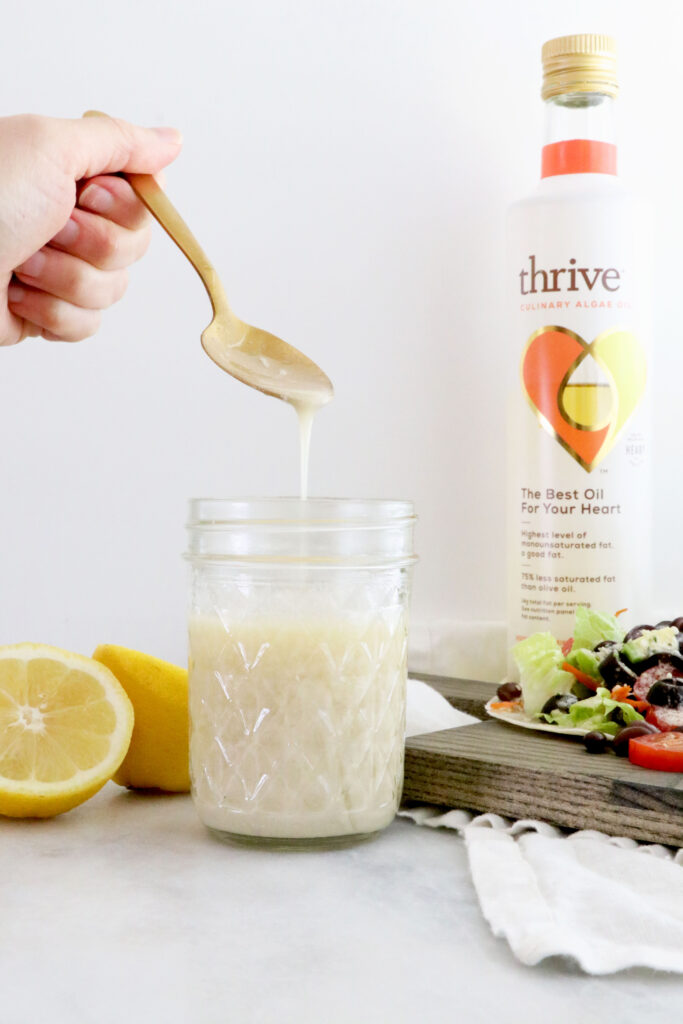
xmin=403 ymin=674 xmax=683 ymax=847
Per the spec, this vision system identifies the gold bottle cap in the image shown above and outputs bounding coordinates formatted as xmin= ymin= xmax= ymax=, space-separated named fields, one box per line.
xmin=541 ymin=34 xmax=617 ymax=100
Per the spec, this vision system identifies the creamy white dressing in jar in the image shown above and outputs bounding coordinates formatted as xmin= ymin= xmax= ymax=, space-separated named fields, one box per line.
xmin=185 ymin=499 xmax=416 ymax=849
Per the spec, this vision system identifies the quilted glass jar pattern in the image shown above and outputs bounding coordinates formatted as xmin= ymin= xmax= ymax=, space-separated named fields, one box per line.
xmin=186 ymin=499 xmax=416 ymax=849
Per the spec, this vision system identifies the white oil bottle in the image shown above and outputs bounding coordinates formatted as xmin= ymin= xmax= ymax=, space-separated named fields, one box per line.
xmin=507 ymin=35 xmax=652 ymax=652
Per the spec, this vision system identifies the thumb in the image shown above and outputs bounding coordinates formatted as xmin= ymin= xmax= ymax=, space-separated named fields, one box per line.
xmin=61 ymin=112 xmax=182 ymax=180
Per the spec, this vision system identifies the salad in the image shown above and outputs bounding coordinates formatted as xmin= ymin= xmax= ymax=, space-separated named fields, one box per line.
xmin=492 ymin=607 xmax=683 ymax=771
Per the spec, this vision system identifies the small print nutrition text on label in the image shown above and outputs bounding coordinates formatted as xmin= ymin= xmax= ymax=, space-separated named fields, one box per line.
xmin=521 ymin=571 xmax=616 ymax=594
xmin=521 ymin=527 xmax=614 ymax=562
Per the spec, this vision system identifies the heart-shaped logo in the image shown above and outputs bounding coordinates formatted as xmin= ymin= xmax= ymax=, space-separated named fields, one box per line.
xmin=521 ymin=326 xmax=646 ymax=472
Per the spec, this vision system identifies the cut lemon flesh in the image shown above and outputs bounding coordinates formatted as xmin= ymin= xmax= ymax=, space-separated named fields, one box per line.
xmin=0 ymin=644 xmax=134 ymax=817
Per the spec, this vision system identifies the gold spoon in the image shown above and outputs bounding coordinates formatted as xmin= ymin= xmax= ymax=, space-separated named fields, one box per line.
xmin=83 ymin=111 xmax=333 ymax=408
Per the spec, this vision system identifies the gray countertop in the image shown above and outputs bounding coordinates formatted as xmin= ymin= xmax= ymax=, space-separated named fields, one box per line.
xmin=1 ymin=784 xmax=678 ymax=1024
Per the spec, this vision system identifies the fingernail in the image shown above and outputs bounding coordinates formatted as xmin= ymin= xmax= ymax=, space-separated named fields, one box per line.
xmin=16 ymin=250 xmax=46 ymax=278
xmin=52 ymin=218 xmax=79 ymax=247
xmin=152 ymin=125 xmax=183 ymax=145
xmin=7 ymin=284 xmax=25 ymax=304
xmin=79 ymin=183 xmax=114 ymax=214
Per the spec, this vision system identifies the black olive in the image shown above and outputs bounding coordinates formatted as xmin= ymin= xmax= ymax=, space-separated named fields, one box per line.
xmin=593 ymin=640 xmax=614 ymax=652
xmin=612 ymin=722 xmax=659 ymax=756
xmin=609 ymin=706 xmax=630 ymax=727
xmin=598 ymin=651 xmax=636 ymax=690
xmin=496 ymin=681 xmax=522 ymax=702
xmin=621 ymin=651 xmax=683 ymax=677
xmin=672 ymin=616 xmax=683 ymax=632
xmin=646 ymin=679 xmax=683 ymax=709
xmin=624 ymin=624 xmax=654 ymax=642
xmin=584 ymin=730 xmax=609 ymax=754
xmin=572 ymin=682 xmax=597 ymax=701
xmin=655 ymin=620 xmax=672 ymax=629
xmin=652 ymin=653 xmax=683 ymax=675
xmin=541 ymin=692 xmax=578 ymax=715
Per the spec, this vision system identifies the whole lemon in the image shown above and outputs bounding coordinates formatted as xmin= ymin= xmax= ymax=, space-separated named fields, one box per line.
xmin=92 ymin=645 xmax=189 ymax=792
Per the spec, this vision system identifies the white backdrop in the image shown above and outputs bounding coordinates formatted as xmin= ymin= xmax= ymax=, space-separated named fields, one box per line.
xmin=0 ymin=0 xmax=680 ymax=675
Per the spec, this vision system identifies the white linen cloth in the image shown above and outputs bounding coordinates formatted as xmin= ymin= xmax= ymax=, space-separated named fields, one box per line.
xmin=403 ymin=678 xmax=683 ymax=974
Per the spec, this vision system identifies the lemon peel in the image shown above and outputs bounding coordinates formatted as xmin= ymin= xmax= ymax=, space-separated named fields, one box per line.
xmin=92 ymin=645 xmax=189 ymax=792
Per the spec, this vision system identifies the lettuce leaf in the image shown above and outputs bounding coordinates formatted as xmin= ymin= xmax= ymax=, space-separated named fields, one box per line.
xmin=570 ymin=606 xmax=625 ymax=653
xmin=512 ymin=632 xmax=575 ymax=717
xmin=539 ymin=687 xmax=644 ymax=735
xmin=565 ymin=646 xmax=602 ymax=680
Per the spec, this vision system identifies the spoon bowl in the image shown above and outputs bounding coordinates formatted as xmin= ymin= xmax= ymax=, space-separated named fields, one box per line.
xmin=201 ymin=314 xmax=334 ymax=406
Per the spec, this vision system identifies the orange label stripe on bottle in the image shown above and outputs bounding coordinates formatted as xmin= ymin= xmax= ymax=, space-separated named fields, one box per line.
xmin=541 ymin=139 xmax=617 ymax=178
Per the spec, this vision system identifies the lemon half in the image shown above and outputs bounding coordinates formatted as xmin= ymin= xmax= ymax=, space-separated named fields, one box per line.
xmin=0 ymin=644 xmax=134 ymax=818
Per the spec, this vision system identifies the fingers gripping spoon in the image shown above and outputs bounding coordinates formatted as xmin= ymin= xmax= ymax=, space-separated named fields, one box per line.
xmin=82 ymin=111 xmax=334 ymax=412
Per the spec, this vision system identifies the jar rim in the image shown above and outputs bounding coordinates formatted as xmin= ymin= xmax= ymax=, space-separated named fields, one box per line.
xmin=185 ymin=498 xmax=417 ymax=567
xmin=187 ymin=497 xmax=416 ymax=528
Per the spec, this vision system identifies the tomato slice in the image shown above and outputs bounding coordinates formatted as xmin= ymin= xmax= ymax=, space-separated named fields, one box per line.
xmin=629 ymin=731 xmax=683 ymax=772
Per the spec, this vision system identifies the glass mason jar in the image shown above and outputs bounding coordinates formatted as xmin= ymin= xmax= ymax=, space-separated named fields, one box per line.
xmin=185 ymin=498 xmax=416 ymax=850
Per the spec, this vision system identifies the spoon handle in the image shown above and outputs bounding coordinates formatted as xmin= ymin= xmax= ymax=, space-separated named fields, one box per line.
xmin=82 ymin=111 xmax=229 ymax=317
xmin=127 ymin=173 xmax=229 ymax=311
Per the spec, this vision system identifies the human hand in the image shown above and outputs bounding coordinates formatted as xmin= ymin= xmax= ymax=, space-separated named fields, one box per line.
xmin=0 ymin=114 xmax=182 ymax=345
